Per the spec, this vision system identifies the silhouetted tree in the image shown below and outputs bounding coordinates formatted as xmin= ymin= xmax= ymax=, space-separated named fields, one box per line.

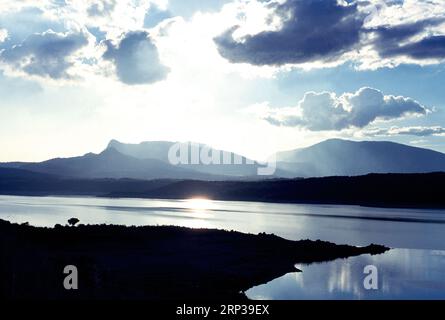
xmin=68 ymin=218 xmax=80 ymax=227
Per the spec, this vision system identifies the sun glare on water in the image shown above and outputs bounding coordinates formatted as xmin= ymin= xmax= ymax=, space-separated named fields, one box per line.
xmin=180 ymin=198 xmax=216 ymax=229
xmin=185 ymin=198 xmax=215 ymax=212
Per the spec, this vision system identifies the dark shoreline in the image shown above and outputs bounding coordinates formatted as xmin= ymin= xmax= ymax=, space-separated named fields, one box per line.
xmin=1 ymin=170 xmax=444 ymax=209
xmin=0 ymin=219 xmax=389 ymax=300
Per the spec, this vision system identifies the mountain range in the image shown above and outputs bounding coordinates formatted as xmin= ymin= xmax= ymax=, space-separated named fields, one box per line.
xmin=276 ymin=139 xmax=445 ymax=177
xmin=1 ymin=138 xmax=445 ymax=180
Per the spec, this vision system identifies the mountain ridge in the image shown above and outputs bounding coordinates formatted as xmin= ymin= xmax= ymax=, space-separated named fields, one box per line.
xmin=1 ymin=138 xmax=444 ymax=180
xmin=17 ymin=146 xmax=217 ymax=180
xmin=106 ymin=139 xmax=287 ymax=177
xmin=275 ymin=138 xmax=445 ymax=177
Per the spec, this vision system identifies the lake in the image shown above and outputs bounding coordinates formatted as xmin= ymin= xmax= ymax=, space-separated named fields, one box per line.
xmin=0 ymin=195 xmax=444 ymax=299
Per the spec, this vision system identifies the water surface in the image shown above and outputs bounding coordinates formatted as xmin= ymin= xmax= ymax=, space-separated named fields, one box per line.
xmin=1 ymin=195 xmax=444 ymax=299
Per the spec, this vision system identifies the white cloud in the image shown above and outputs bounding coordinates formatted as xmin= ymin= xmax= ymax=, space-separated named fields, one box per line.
xmin=259 ymin=87 xmax=429 ymax=131
xmin=0 ymin=29 xmax=7 ymax=42
xmin=154 ymin=2 xmax=281 ymax=80
xmin=364 ymin=126 xmax=445 ymax=137
xmin=61 ymin=0 xmax=154 ymax=39
xmin=0 ymin=1 xmax=52 ymax=12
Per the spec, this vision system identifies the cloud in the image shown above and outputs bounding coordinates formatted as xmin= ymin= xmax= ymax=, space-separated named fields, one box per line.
xmin=87 ymin=0 xmax=117 ymax=17
xmin=372 ymin=17 xmax=445 ymax=61
xmin=0 ymin=2 xmax=172 ymax=84
xmin=0 ymin=30 xmax=89 ymax=79
xmin=103 ymin=30 xmax=169 ymax=85
xmin=213 ymin=0 xmax=445 ymax=70
xmin=0 ymin=29 xmax=7 ymax=42
xmin=263 ymin=87 xmax=428 ymax=131
xmin=0 ymin=0 xmax=53 ymax=12
xmin=0 ymin=7 xmax=65 ymax=46
xmin=214 ymin=0 xmax=365 ymax=66
xmin=38 ymin=1 xmax=156 ymax=40
xmin=2 ymin=0 xmax=445 ymax=78
xmin=144 ymin=4 xmax=172 ymax=28
xmin=168 ymin=0 xmax=231 ymax=19
xmin=365 ymin=126 xmax=445 ymax=137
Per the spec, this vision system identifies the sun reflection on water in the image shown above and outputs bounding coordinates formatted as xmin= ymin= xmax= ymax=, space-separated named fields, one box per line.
xmin=184 ymin=198 xmax=215 ymax=213
xmin=179 ymin=198 xmax=216 ymax=228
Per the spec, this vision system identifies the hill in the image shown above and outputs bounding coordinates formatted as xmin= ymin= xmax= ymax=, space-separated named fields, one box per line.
xmin=276 ymin=139 xmax=445 ymax=176
xmin=1 ymin=168 xmax=444 ymax=208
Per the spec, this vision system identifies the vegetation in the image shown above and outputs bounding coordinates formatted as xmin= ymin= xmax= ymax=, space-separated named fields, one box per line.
xmin=0 ymin=218 xmax=388 ymax=300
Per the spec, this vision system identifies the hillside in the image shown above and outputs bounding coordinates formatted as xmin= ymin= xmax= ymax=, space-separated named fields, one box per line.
xmin=276 ymin=139 xmax=445 ymax=176
xmin=1 ymin=168 xmax=444 ymax=208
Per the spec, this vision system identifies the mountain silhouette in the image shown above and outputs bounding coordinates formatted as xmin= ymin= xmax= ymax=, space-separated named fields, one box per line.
xmin=107 ymin=139 xmax=283 ymax=177
xmin=18 ymin=147 xmax=214 ymax=180
xmin=107 ymin=139 xmax=175 ymax=162
xmin=276 ymin=139 xmax=445 ymax=177
xmin=1 ymin=139 xmax=444 ymax=180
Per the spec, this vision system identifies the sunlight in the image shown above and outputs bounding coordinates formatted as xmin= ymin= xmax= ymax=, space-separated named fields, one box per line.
xmin=179 ymin=198 xmax=216 ymax=228
xmin=184 ymin=198 xmax=215 ymax=212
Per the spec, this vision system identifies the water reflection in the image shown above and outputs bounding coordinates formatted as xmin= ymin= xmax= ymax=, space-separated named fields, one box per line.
xmin=1 ymin=195 xmax=445 ymax=249
xmin=1 ymin=195 xmax=445 ymax=299
xmin=246 ymin=249 xmax=445 ymax=300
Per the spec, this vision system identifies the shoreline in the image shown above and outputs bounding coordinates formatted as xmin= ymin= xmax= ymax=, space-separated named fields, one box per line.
xmin=1 ymin=172 xmax=444 ymax=210
xmin=1 ymin=191 xmax=445 ymax=210
xmin=0 ymin=219 xmax=389 ymax=300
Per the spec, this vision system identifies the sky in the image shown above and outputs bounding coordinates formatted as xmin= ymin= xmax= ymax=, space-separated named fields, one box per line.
xmin=1 ymin=0 xmax=445 ymax=162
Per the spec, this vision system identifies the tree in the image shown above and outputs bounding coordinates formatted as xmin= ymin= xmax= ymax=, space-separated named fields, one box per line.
xmin=68 ymin=218 xmax=80 ymax=227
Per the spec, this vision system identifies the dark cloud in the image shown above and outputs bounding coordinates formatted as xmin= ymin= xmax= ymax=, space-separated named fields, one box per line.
xmin=214 ymin=0 xmax=445 ymax=67
xmin=381 ymin=35 xmax=445 ymax=60
xmin=214 ymin=0 xmax=365 ymax=66
xmin=265 ymin=87 xmax=428 ymax=131
xmin=0 ymin=30 xmax=89 ymax=79
xmin=373 ymin=19 xmax=442 ymax=45
xmin=103 ymin=31 xmax=169 ymax=85
xmin=373 ymin=18 xmax=445 ymax=60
